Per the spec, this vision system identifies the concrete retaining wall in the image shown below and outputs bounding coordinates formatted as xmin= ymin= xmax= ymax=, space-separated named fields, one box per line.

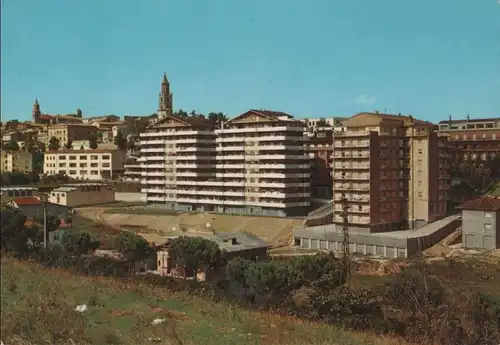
xmin=293 ymin=215 xmax=461 ymax=259
xmin=115 ymin=192 xmax=146 ymax=202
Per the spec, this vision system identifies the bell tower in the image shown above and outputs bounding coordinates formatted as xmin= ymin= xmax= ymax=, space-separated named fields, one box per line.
xmin=32 ymin=99 xmax=41 ymax=123
xmin=158 ymin=73 xmax=173 ymax=119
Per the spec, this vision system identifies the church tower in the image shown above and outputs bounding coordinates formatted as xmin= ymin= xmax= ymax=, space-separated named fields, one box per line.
xmin=32 ymin=99 xmax=41 ymax=123
xmin=158 ymin=73 xmax=173 ymax=119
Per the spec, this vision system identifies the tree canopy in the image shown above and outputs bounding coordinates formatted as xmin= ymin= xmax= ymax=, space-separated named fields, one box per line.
xmin=48 ymin=137 xmax=60 ymax=151
xmin=4 ymin=141 xmax=20 ymax=151
xmin=62 ymin=230 xmax=100 ymax=256
xmin=114 ymin=232 xmax=152 ymax=261
xmin=168 ymin=236 xmax=225 ymax=278
xmin=114 ymin=131 xmax=127 ymax=151
xmin=88 ymin=133 xmax=98 ymax=149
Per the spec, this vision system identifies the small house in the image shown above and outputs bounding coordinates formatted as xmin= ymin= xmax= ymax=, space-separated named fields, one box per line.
xmin=458 ymin=196 xmax=500 ymax=250
xmin=156 ymin=231 xmax=271 ymax=281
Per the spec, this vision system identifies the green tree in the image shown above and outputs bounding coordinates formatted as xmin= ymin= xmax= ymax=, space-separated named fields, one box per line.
xmin=61 ymin=230 xmax=100 ymax=256
xmin=168 ymin=236 xmax=225 ymax=279
xmin=114 ymin=131 xmax=127 ymax=151
xmin=207 ymin=112 xmax=228 ymax=129
xmin=0 ymin=206 xmax=30 ymax=255
xmin=173 ymin=109 xmax=189 ymax=118
xmin=114 ymin=232 xmax=152 ymax=261
xmin=316 ymin=118 xmax=331 ymax=127
xmin=64 ymin=140 xmax=73 ymax=149
xmin=88 ymin=133 xmax=98 ymax=149
xmin=4 ymin=141 xmax=20 ymax=151
xmin=24 ymin=133 xmax=36 ymax=153
xmin=48 ymin=136 xmax=60 ymax=151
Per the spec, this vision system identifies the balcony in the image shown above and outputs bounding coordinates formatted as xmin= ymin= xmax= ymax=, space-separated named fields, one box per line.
xmin=333 ymin=163 xmax=370 ymax=170
xmin=333 ymin=174 xmax=369 ymax=180
xmin=333 ymin=152 xmax=370 ymax=159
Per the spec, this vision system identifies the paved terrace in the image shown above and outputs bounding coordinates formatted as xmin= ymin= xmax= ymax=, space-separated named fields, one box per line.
xmin=293 ymin=215 xmax=461 ymax=258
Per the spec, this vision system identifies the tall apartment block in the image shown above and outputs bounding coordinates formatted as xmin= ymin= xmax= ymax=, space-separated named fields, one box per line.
xmin=437 ymin=116 xmax=500 ymax=161
xmin=138 ymin=75 xmax=310 ymax=217
xmin=332 ymin=112 xmax=450 ymax=232
xmin=308 ymin=129 xmax=334 ymax=199
xmin=212 ymin=110 xmax=310 ymax=217
xmin=139 ymin=114 xmax=216 ymax=210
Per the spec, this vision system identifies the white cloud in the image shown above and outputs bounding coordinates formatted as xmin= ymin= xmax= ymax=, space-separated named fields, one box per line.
xmin=355 ymin=94 xmax=377 ymax=106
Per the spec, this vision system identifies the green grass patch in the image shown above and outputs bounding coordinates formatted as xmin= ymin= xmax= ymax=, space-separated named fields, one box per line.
xmin=0 ymin=257 xmax=409 ymax=345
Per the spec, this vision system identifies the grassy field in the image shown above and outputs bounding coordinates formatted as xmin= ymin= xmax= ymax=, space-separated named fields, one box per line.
xmin=0 ymin=257 xmax=409 ymax=345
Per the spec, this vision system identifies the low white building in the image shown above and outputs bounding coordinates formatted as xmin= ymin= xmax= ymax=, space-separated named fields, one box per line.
xmin=48 ymin=183 xmax=115 ymax=207
xmin=43 ymin=149 xmax=125 ymax=181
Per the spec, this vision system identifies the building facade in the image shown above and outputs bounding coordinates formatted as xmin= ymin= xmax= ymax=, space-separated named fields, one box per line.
xmin=32 ymin=99 xmax=83 ymax=125
xmin=332 ymin=112 xmax=450 ymax=233
xmin=212 ymin=110 xmax=310 ymax=217
xmin=48 ymin=183 xmax=115 ymax=207
xmin=139 ymin=113 xmax=217 ymax=211
xmin=308 ymin=130 xmax=333 ymax=199
xmin=46 ymin=124 xmax=98 ymax=148
xmin=43 ymin=149 xmax=125 ymax=180
xmin=437 ymin=116 xmax=500 ymax=161
xmin=459 ymin=196 xmax=500 ymax=250
xmin=1 ymin=150 xmax=33 ymax=173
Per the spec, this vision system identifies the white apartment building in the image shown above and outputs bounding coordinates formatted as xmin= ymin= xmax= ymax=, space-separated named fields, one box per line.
xmin=211 ymin=110 xmax=310 ymax=217
xmin=139 ymin=115 xmax=217 ymax=210
xmin=43 ymin=149 xmax=125 ymax=180
xmin=139 ymin=110 xmax=311 ymax=217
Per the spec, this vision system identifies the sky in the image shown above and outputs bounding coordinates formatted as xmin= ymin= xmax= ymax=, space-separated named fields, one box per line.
xmin=1 ymin=0 xmax=500 ymax=122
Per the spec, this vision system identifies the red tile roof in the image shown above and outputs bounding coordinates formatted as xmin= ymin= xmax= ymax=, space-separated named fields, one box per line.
xmin=13 ymin=197 xmax=41 ymax=206
xmin=458 ymin=196 xmax=500 ymax=211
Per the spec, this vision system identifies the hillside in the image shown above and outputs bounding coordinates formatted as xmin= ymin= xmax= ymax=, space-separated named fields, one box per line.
xmin=0 ymin=257 xmax=407 ymax=345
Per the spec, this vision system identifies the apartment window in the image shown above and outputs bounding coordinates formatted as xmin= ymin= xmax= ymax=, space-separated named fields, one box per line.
xmin=91 ymin=155 xmax=98 ymax=160
xmin=485 ymin=212 xmax=493 ymax=218
xmin=484 ymin=223 xmax=492 ymax=231
xmin=417 ymin=160 xmax=422 ymax=165
xmin=417 ymin=181 xmax=422 ymax=187
xmin=69 ymin=170 xmax=77 ymax=175
xmin=418 ymin=149 xmax=422 ymax=154
xmin=79 ymin=163 xmax=87 ymax=168
xmin=59 ymin=156 xmax=66 ymax=160
xmin=69 ymin=156 xmax=77 ymax=160
xmin=90 ymin=170 xmax=99 ymax=175
xmin=69 ymin=163 xmax=76 ymax=168
xmin=59 ymin=163 xmax=66 ymax=167
xmin=91 ymin=163 xmax=98 ymax=167
xmin=358 ymin=205 xmax=362 ymax=211
xmin=102 ymin=163 xmax=110 ymax=168
xmin=102 ymin=155 xmax=110 ymax=160
xmin=418 ymin=192 xmax=422 ymax=198
xmin=80 ymin=155 xmax=87 ymax=160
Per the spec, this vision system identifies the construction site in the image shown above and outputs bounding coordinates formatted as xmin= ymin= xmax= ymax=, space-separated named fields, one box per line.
xmin=73 ymin=198 xmax=498 ymax=262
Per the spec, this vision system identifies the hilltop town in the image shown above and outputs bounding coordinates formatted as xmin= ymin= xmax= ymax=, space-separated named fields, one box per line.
xmin=1 ymin=74 xmax=499 ymax=345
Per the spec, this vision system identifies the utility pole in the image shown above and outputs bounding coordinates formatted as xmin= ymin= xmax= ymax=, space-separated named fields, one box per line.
xmin=43 ymin=193 xmax=48 ymax=248
xmin=340 ymin=193 xmax=351 ymax=288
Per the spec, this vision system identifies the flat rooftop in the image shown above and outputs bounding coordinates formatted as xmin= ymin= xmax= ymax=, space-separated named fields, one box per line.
xmin=294 ymin=215 xmax=461 ymax=240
